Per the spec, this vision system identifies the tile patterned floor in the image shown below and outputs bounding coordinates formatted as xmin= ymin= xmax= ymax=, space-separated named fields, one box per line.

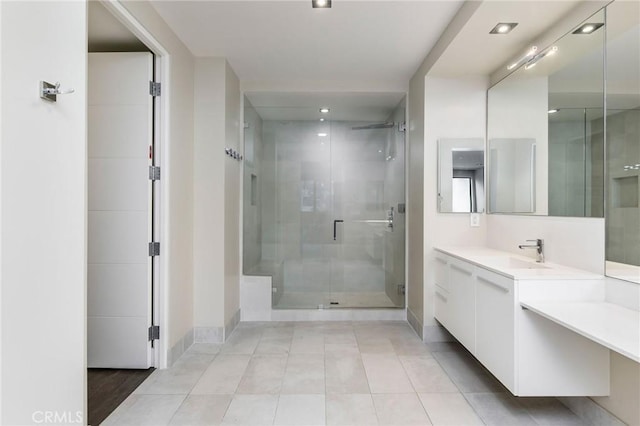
xmin=102 ymin=321 xmax=589 ymax=426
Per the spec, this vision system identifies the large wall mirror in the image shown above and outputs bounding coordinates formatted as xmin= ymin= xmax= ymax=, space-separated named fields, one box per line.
xmin=605 ymin=0 xmax=640 ymax=284
xmin=487 ymin=9 xmax=605 ymax=216
xmin=487 ymin=1 xmax=640 ymax=284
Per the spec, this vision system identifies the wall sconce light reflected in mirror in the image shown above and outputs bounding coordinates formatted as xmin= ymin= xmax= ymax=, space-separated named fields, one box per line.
xmin=524 ymin=46 xmax=558 ymax=70
xmin=507 ymin=46 xmax=538 ymax=70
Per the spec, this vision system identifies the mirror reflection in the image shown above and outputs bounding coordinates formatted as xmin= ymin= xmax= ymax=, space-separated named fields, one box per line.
xmin=438 ymin=138 xmax=485 ymax=213
xmin=487 ymin=9 xmax=605 ymax=217
xmin=604 ymin=0 xmax=640 ymax=283
xmin=488 ymin=138 xmax=536 ymax=213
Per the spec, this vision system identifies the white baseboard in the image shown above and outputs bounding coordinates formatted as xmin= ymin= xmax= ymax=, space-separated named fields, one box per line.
xmin=407 ymin=308 xmax=423 ymax=339
xmin=194 ymin=326 xmax=224 ymax=344
xmin=167 ymin=327 xmax=194 ymax=367
xmin=225 ymin=309 xmax=241 ymax=339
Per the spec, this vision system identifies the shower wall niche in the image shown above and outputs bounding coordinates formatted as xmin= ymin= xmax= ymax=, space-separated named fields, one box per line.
xmin=242 ymin=94 xmax=406 ymax=309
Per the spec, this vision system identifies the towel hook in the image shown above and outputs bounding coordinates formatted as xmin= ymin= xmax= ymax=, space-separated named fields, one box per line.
xmin=40 ymin=81 xmax=75 ymax=102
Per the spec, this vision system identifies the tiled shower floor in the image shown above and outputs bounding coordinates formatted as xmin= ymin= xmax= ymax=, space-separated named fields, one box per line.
xmin=102 ymin=321 xmax=592 ymax=425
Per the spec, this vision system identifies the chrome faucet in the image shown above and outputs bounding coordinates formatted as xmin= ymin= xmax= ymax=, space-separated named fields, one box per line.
xmin=518 ymin=239 xmax=544 ymax=263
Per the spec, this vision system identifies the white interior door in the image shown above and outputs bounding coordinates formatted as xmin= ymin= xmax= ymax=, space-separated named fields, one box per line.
xmin=88 ymin=52 xmax=153 ymax=368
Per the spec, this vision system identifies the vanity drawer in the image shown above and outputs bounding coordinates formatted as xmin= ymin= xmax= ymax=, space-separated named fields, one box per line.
xmin=434 ymin=283 xmax=451 ymax=329
xmin=434 ymin=254 xmax=449 ymax=291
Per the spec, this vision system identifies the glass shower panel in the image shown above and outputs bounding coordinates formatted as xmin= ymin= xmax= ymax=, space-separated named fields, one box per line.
xmin=257 ymin=109 xmax=333 ymax=309
xmin=330 ymin=104 xmax=406 ymax=308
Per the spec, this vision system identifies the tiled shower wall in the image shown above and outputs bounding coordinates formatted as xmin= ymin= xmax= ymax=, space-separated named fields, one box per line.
xmin=549 ymin=116 xmax=604 ymax=217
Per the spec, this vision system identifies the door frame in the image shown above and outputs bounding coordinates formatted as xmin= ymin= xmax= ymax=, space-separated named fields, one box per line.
xmin=99 ymin=0 xmax=170 ymax=369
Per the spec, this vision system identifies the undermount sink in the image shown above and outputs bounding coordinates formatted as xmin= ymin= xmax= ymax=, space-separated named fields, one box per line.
xmin=484 ymin=256 xmax=550 ymax=269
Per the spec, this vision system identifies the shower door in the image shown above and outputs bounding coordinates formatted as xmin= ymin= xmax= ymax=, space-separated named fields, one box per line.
xmin=256 ymin=104 xmax=406 ymax=309
xmin=329 ymin=117 xmax=406 ymax=308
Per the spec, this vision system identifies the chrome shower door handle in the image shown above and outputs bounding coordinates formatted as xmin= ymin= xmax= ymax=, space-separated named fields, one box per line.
xmin=333 ymin=219 xmax=344 ymax=241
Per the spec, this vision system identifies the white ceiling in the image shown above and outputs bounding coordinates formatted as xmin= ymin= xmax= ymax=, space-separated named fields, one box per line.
xmin=430 ymin=1 xmax=582 ymax=77
xmin=150 ymin=0 xmax=463 ymax=86
xmin=91 ymin=0 xmax=613 ymax=119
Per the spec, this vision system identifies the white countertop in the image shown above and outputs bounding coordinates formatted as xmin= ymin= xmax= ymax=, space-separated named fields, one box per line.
xmin=434 ymin=246 xmax=603 ymax=280
xmin=520 ymin=301 xmax=640 ymax=363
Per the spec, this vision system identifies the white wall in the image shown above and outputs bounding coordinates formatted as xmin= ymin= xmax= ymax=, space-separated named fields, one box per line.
xmin=406 ymin=1 xmax=481 ymax=337
xmin=193 ymin=58 xmax=241 ymax=339
xmin=120 ymin=0 xmax=196 ymax=365
xmin=0 ymin=2 xmax=87 ymax=424
xmin=224 ymin=62 xmax=241 ymax=328
xmin=422 ymin=76 xmax=488 ymax=334
xmin=194 ymin=58 xmax=226 ymax=330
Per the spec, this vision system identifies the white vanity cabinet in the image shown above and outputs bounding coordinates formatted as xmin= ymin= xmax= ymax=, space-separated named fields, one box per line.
xmin=434 ymin=248 xmax=610 ymax=396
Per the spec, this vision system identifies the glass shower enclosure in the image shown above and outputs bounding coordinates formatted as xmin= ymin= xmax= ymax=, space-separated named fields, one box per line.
xmin=242 ymin=94 xmax=406 ymax=309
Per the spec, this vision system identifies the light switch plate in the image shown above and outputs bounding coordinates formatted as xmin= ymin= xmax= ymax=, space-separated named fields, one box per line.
xmin=470 ymin=213 xmax=480 ymax=227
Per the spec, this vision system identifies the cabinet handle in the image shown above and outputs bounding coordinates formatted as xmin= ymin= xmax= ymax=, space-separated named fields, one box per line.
xmin=435 ymin=257 xmax=447 ymax=265
xmin=478 ymin=276 xmax=510 ymax=293
xmin=436 ymin=290 xmax=448 ymax=301
xmin=450 ymin=263 xmax=472 ymax=276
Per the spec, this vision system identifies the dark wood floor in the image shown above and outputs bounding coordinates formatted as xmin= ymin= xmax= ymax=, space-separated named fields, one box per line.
xmin=88 ymin=368 xmax=154 ymax=426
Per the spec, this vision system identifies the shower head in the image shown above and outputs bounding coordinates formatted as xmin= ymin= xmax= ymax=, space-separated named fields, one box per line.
xmin=351 ymin=122 xmax=395 ymax=130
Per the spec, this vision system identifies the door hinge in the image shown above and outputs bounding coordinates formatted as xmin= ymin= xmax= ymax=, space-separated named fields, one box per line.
xmin=149 ymin=81 xmax=161 ymax=97
xmin=397 ymin=284 xmax=406 ymax=295
xmin=398 ymin=122 xmax=406 ymax=132
xmin=149 ymin=242 xmax=160 ymax=256
xmin=149 ymin=165 xmax=161 ymax=181
xmin=148 ymin=325 xmax=160 ymax=341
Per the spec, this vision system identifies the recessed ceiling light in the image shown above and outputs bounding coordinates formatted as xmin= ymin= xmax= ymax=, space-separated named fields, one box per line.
xmin=572 ymin=23 xmax=604 ymax=34
xmin=319 ymin=108 xmax=330 ymax=113
xmin=548 ymin=109 xmax=559 ymax=114
xmin=312 ymin=0 xmax=331 ymax=9
xmin=320 ymin=118 xmax=325 ymax=122
xmin=378 ymin=150 xmax=382 ymax=153
xmin=490 ymin=22 xmax=518 ymax=34
xmin=318 ymin=133 xmax=328 ymax=137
